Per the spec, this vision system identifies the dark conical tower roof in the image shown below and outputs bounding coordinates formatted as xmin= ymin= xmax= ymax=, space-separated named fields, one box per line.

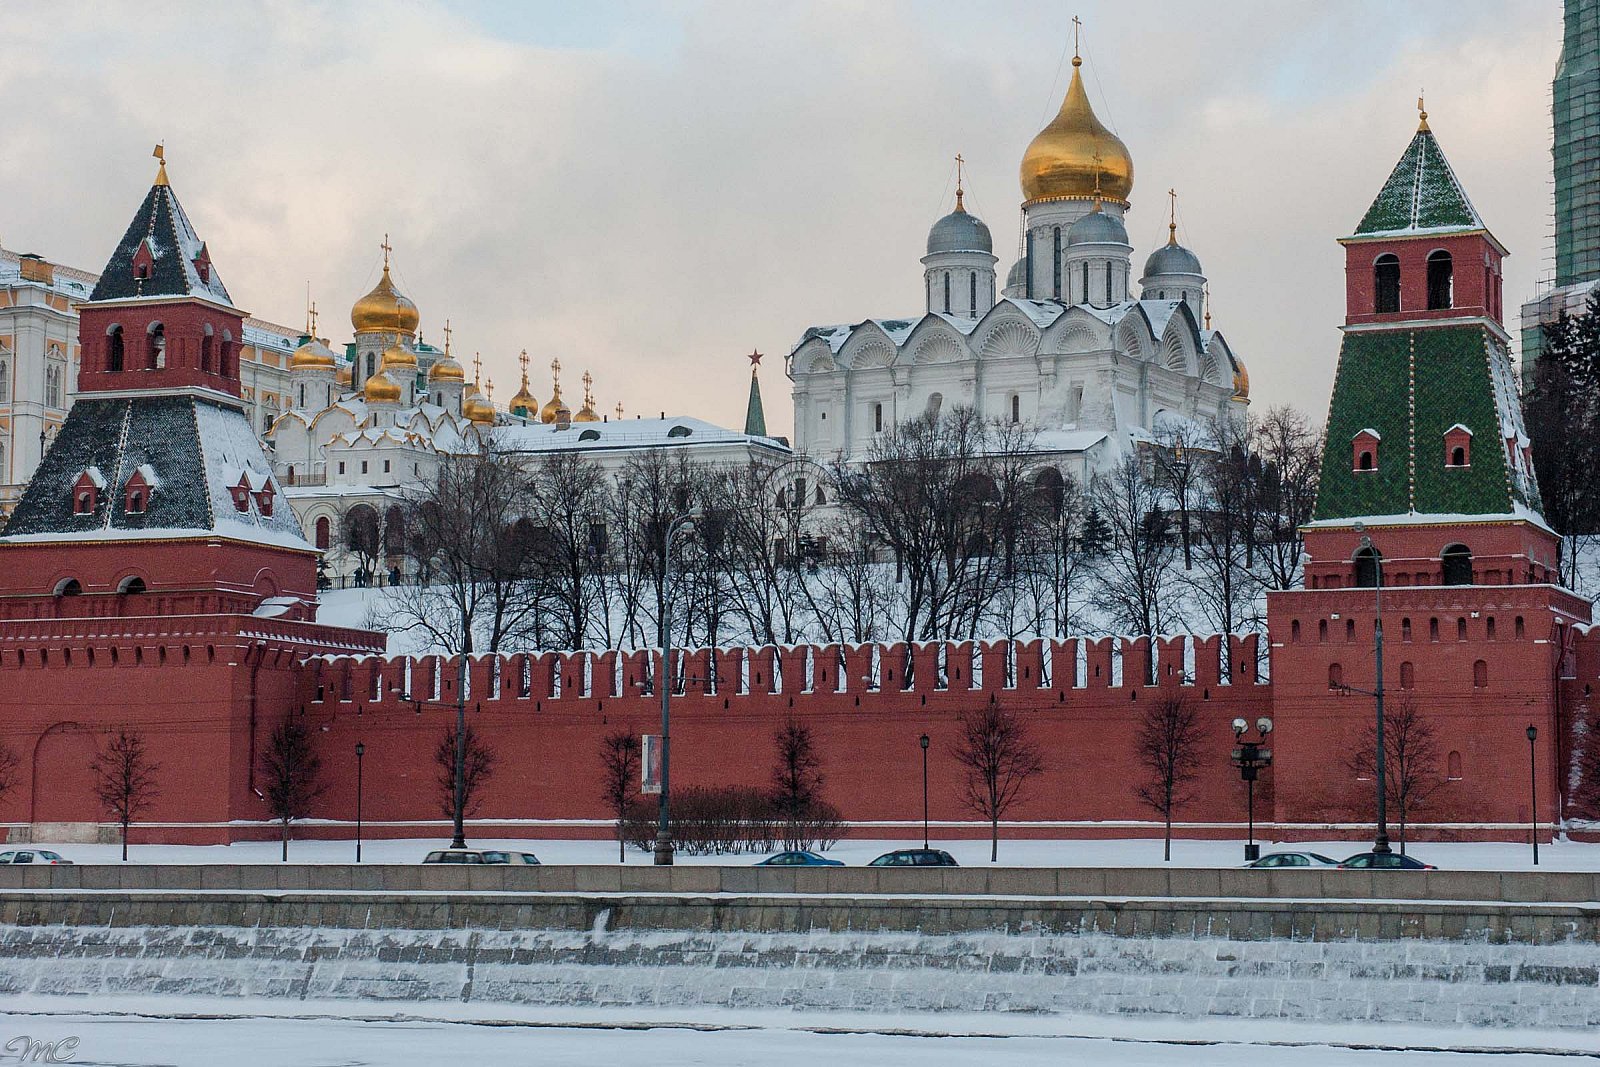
xmin=88 ymin=163 xmax=233 ymax=305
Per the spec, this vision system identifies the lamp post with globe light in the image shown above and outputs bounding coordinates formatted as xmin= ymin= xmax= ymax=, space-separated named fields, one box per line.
xmin=1230 ymin=717 xmax=1272 ymax=862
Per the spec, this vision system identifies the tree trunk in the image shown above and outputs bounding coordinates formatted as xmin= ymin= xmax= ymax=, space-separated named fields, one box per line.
xmin=281 ymin=819 xmax=289 ymax=862
xmin=1164 ymin=811 xmax=1172 ymax=862
xmin=991 ymin=817 xmax=998 ymax=863
xmin=618 ymin=824 xmax=625 ymax=863
xmin=121 ymin=817 xmax=129 ymax=862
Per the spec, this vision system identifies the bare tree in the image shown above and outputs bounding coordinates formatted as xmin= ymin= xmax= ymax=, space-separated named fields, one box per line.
xmin=384 ymin=446 xmax=540 ymax=656
xmin=435 ymin=724 xmax=498 ymax=820
xmin=951 ymin=697 xmax=1045 ymax=862
xmin=525 ymin=452 xmax=612 ymax=649
xmin=0 ymin=742 xmax=19 ymax=808
xmin=1344 ymin=694 xmax=1442 ymax=854
xmin=260 ymin=717 xmax=324 ymax=861
xmin=1183 ymin=422 xmax=1261 ymax=637
xmin=1134 ymin=694 xmax=1205 ymax=861
xmin=1250 ymin=406 xmax=1322 ymax=592
xmin=91 ymin=729 xmax=160 ymax=862
xmin=710 ymin=464 xmax=814 ymax=646
xmin=770 ymin=718 xmax=826 ymax=851
xmin=598 ymin=730 xmax=641 ymax=862
xmin=1090 ymin=454 xmax=1182 ymax=646
xmin=343 ymin=503 xmax=382 ymax=585
xmin=802 ymin=516 xmax=891 ymax=644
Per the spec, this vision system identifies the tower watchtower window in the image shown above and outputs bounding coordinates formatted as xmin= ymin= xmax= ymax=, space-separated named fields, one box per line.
xmin=1426 ymin=250 xmax=1453 ymax=310
xmin=1374 ymin=254 xmax=1401 ymax=313
xmin=106 ymin=325 xmax=125 ymax=373
xmin=1441 ymin=543 xmax=1472 ymax=586
xmin=1353 ymin=545 xmax=1380 ymax=588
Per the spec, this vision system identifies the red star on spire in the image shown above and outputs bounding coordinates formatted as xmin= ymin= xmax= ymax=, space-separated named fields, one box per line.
xmin=747 ymin=349 xmax=763 ymax=367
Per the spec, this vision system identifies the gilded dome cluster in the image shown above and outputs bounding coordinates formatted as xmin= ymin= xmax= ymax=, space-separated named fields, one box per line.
xmin=1019 ymin=57 xmax=1134 ymax=206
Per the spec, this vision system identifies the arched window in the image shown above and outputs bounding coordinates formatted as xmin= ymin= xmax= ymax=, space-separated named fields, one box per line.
xmin=969 ymin=271 xmax=977 ymax=313
xmin=315 ymin=516 xmax=331 ymax=551
xmin=1053 ymin=227 xmax=1062 ymax=299
xmin=1400 ymin=661 xmax=1415 ymax=689
xmin=926 ymin=392 xmax=943 ymax=419
xmin=1426 ymin=250 xmax=1453 ymax=310
xmin=873 ymin=402 xmax=883 ymax=432
xmin=146 ymin=322 xmax=165 ymax=370
xmin=1346 ymin=618 xmax=1356 ymax=642
xmin=1011 ymin=394 xmax=1020 ymax=424
xmin=366 ymin=352 xmax=376 ymax=379
xmin=943 ymin=272 xmax=950 ymax=313
xmin=1401 ymin=617 xmax=1412 ymax=642
xmin=384 ymin=505 xmax=406 ymax=557
xmin=1328 ymin=663 xmax=1343 ymax=689
xmin=1516 ymin=615 xmax=1525 ymax=639
xmin=1487 ymin=616 xmax=1496 ymax=640
xmin=1473 ymin=659 xmax=1488 ymax=688
xmin=106 ymin=325 xmax=125 ymax=373
xmin=1318 ymin=619 xmax=1328 ymax=642
xmin=1441 ymin=544 xmax=1472 ymax=586
xmin=1081 ymin=262 xmax=1089 ymax=303
xmin=1429 ymin=617 xmax=1440 ymax=642
xmin=1374 ymin=254 xmax=1401 ymax=313
xmin=1105 ymin=261 xmax=1113 ymax=304
xmin=53 ymin=577 xmax=82 ymax=597
xmin=1358 ymin=450 xmax=1373 ymax=469
xmin=220 ymin=331 xmax=236 ymax=377
xmin=1447 ymin=751 xmax=1463 ymax=780
xmin=1291 ymin=619 xmax=1301 ymax=643
xmin=118 ymin=576 xmax=146 ymax=595
xmin=45 ymin=365 xmax=62 ymax=408
xmin=0 ymin=358 xmax=8 ymax=403
xmin=1457 ymin=617 xmax=1468 ymax=641
xmin=1449 ymin=446 xmax=1466 ymax=466
xmin=1032 ymin=467 xmax=1066 ymax=517
xmin=200 ymin=325 xmax=214 ymax=372
xmin=1353 ymin=546 xmax=1380 ymax=588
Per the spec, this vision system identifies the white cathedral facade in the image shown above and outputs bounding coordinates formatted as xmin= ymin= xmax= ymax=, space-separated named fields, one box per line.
xmin=787 ymin=51 xmax=1248 ymax=480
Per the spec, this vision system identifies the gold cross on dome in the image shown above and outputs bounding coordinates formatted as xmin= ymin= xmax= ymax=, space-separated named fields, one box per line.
xmin=616 ymin=401 xmax=625 ymax=419
xmin=472 ymin=351 xmax=482 ymax=385
xmin=954 ymin=153 xmax=966 ymax=206
xmin=442 ymin=319 xmax=452 ymax=355
xmin=519 ymin=349 xmax=530 ymax=377
xmin=381 ymin=234 xmax=392 ymax=270
xmin=550 ymin=357 xmax=562 ymax=386
xmin=310 ymin=302 xmax=319 ymax=337
xmin=487 ymin=377 xmax=494 ymax=402
xmin=1072 ymin=14 xmax=1083 ymax=63
xmin=582 ymin=370 xmax=593 ymax=390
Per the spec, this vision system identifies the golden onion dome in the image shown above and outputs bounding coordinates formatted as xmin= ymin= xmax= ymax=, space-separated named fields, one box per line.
xmin=1232 ymin=356 xmax=1250 ymax=401
xmin=1019 ymin=57 xmax=1134 ymax=206
xmin=289 ymin=336 xmax=338 ymax=371
xmin=509 ymin=382 xmax=537 ymax=415
xmin=464 ymin=389 xmax=496 ymax=425
xmin=350 ymin=265 xmax=420 ymax=336
xmin=380 ymin=342 xmax=417 ymax=371
xmin=364 ymin=372 xmax=401 ymax=404
xmin=574 ymin=400 xmax=600 ymax=423
xmin=428 ymin=355 xmax=465 ymax=383
xmin=539 ymin=386 xmax=564 ymax=425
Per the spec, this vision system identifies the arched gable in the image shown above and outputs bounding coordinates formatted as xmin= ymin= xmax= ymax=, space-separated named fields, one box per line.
xmin=1039 ymin=305 xmax=1110 ymax=354
xmin=1111 ymin=306 xmax=1157 ymax=363
xmin=837 ymin=322 xmax=897 ymax=371
xmin=908 ymin=322 xmax=966 ymax=365
xmin=791 ymin=340 xmax=838 ymax=375
xmin=969 ymin=305 xmax=1041 ymax=362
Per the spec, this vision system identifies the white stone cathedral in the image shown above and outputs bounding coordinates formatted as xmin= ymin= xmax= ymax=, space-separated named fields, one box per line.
xmin=787 ymin=50 xmax=1248 ymax=480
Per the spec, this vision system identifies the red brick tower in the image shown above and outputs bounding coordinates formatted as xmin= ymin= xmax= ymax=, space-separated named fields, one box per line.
xmin=1267 ymin=111 xmax=1591 ymax=844
xmin=0 ymin=156 xmax=383 ymax=845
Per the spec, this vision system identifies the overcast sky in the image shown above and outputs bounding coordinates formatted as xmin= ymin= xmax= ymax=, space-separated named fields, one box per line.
xmin=0 ymin=1 xmax=1561 ymax=437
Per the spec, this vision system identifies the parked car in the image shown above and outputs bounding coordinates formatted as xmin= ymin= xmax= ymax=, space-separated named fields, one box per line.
xmin=868 ymin=849 xmax=959 ymax=867
xmin=1336 ymin=852 xmax=1437 ymax=870
xmin=0 ymin=850 xmax=71 ymax=865
xmin=422 ymin=849 xmax=487 ymax=864
xmin=756 ymin=850 xmax=844 ymax=867
xmin=1244 ymin=851 xmax=1341 ymax=869
xmin=482 ymin=851 xmax=541 ymax=865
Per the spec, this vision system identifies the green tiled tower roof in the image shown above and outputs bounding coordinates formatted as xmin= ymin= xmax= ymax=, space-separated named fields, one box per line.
xmin=1353 ymin=125 xmax=1484 ymax=237
xmin=744 ymin=361 xmax=767 ymax=438
xmin=1314 ymin=325 xmax=1540 ymax=522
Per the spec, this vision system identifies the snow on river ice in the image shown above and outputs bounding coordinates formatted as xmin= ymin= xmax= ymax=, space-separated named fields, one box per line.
xmin=2 ymin=1002 xmax=1597 ymax=1066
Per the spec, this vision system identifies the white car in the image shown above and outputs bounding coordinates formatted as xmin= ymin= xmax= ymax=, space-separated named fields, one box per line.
xmin=1244 ymin=851 xmax=1339 ymax=869
xmin=0 ymin=849 xmax=72 ymax=865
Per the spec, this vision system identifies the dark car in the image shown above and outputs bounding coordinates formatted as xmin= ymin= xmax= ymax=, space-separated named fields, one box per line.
xmin=868 ymin=849 xmax=959 ymax=867
xmin=1337 ymin=852 xmax=1437 ymax=870
xmin=422 ymin=849 xmax=487 ymax=864
xmin=757 ymin=850 xmax=844 ymax=867
xmin=1245 ymin=851 xmax=1340 ymax=869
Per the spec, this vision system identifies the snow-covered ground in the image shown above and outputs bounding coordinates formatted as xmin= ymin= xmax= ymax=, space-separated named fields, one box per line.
xmin=1 ymin=1001 xmax=1595 ymax=1065
xmin=23 ymin=835 xmax=1581 ymax=870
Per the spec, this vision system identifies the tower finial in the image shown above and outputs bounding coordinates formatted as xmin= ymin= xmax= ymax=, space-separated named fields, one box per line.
xmin=442 ymin=319 xmax=452 ymax=357
xmin=381 ymin=234 xmax=392 ymax=271
xmin=305 ymin=282 xmax=314 ymax=336
xmin=1071 ymin=14 xmax=1083 ymax=68
xmin=615 ymin=401 xmax=625 ymax=420
xmin=748 ymin=349 xmax=764 ymax=376
xmin=1417 ymin=91 xmax=1429 ymax=131
xmin=1204 ymin=283 xmax=1212 ymax=330
xmin=518 ymin=348 xmax=530 ymax=384
xmin=1167 ymin=188 xmax=1178 ymax=246
xmin=954 ymin=153 xmax=966 ymax=210
xmin=582 ymin=370 xmax=595 ymax=408
xmin=472 ymin=351 xmax=482 ymax=387
xmin=152 ymin=143 xmax=169 ymax=187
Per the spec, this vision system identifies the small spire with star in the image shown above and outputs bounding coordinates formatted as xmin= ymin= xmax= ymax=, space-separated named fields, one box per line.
xmin=744 ymin=350 xmax=767 ymax=438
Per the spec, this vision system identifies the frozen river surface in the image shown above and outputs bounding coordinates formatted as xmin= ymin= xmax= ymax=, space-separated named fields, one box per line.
xmin=3 ymin=1008 xmax=1594 ymax=1067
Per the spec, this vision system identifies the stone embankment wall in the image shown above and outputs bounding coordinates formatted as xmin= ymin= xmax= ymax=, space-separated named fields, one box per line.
xmin=2 ymin=866 xmax=1599 ymax=1028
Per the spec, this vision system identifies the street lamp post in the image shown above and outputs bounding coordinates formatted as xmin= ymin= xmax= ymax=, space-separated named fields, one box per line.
xmin=1231 ymin=717 xmax=1273 ymax=862
xmin=1527 ymin=724 xmax=1539 ymax=866
xmin=1353 ymin=523 xmax=1391 ymax=854
xmin=354 ymin=742 xmax=365 ymax=863
xmin=653 ymin=514 xmax=697 ymax=866
xmin=919 ymin=734 xmax=930 ymax=850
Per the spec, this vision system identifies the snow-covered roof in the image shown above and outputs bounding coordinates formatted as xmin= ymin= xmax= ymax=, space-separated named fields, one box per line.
xmin=494 ymin=416 xmax=789 ymax=456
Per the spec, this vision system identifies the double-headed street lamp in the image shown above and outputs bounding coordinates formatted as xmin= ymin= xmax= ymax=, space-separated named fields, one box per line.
xmin=1230 ymin=717 xmax=1273 ymax=862
xmin=1350 ymin=522 xmax=1391 ymax=855
xmin=653 ymin=513 xmax=698 ymax=866
xmin=919 ymin=733 xmax=931 ymax=850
